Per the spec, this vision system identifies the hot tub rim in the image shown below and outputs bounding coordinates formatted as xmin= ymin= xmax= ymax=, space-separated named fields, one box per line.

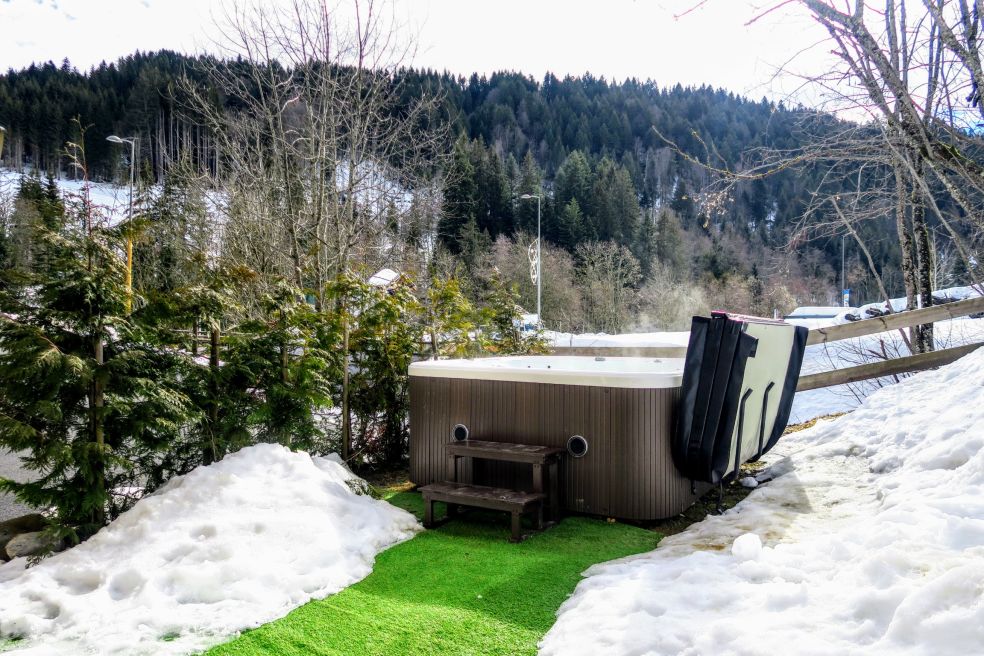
xmin=408 ymin=355 xmax=684 ymax=389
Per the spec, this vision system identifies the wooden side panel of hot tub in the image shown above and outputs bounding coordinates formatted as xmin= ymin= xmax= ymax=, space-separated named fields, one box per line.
xmin=409 ymin=376 xmax=701 ymax=520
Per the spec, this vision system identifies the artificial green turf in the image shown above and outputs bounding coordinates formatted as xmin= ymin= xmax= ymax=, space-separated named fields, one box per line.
xmin=205 ymin=490 xmax=660 ymax=656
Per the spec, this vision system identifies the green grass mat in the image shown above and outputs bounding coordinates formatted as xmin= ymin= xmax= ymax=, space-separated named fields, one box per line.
xmin=206 ymin=489 xmax=659 ymax=656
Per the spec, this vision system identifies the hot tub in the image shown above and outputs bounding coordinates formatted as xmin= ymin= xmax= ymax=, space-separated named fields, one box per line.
xmin=408 ymin=356 xmax=704 ymax=521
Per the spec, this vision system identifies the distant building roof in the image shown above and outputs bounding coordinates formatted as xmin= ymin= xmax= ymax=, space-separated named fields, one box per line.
xmin=368 ymin=268 xmax=400 ymax=287
xmin=784 ymin=306 xmax=847 ymax=319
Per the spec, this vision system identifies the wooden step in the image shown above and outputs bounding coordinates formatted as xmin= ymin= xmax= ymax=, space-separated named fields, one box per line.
xmin=420 ymin=481 xmax=545 ymax=542
xmin=446 ymin=440 xmax=564 ymax=464
xmin=420 ymin=481 xmax=544 ymax=510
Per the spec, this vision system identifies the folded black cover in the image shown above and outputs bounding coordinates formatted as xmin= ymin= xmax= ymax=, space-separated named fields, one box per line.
xmin=672 ymin=313 xmax=806 ymax=485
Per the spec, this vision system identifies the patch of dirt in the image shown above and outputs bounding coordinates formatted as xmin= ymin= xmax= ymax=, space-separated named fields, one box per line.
xmin=361 ymin=467 xmax=414 ymax=494
xmin=642 ymin=466 xmax=761 ymax=538
xmin=783 ymin=412 xmax=847 ymax=434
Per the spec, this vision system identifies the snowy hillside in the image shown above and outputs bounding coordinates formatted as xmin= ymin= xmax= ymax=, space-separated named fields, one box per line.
xmin=0 ymin=169 xmax=132 ymax=225
xmin=0 ymin=444 xmax=420 ymax=655
xmin=540 ymin=346 xmax=984 ymax=655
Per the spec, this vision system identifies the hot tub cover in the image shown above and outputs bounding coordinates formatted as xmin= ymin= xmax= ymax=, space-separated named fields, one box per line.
xmin=672 ymin=312 xmax=807 ymax=484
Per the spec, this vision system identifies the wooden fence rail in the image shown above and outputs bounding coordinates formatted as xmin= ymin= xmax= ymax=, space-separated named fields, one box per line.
xmin=796 ymin=342 xmax=984 ymax=391
xmin=806 ymin=295 xmax=984 ymax=345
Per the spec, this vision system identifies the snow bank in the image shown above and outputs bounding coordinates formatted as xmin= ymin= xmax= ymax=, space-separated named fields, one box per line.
xmin=0 ymin=444 xmax=420 ymax=655
xmin=540 ymin=347 xmax=984 ymax=656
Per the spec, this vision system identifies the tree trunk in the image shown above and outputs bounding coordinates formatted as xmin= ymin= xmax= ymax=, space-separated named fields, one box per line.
xmin=341 ymin=312 xmax=351 ymax=462
xmin=205 ymin=326 xmax=220 ymax=465
xmin=280 ymin=340 xmax=290 ymax=446
xmin=909 ymin=156 xmax=934 ymax=352
xmin=91 ymin=335 xmax=106 ymax=528
xmin=893 ymin=162 xmax=918 ymax=313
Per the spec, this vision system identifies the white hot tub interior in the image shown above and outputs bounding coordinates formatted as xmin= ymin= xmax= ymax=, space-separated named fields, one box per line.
xmin=408 ymin=356 xmax=684 ymax=388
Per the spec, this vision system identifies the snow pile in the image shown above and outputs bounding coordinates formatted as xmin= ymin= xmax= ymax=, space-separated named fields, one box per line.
xmin=0 ymin=444 xmax=420 ymax=655
xmin=540 ymin=347 xmax=984 ymax=656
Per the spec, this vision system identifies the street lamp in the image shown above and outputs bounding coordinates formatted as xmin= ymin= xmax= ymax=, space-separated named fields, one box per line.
xmin=519 ymin=193 xmax=542 ymax=328
xmin=107 ymin=135 xmax=137 ymax=312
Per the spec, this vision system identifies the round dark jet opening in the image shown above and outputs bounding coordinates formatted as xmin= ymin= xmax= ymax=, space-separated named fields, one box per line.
xmin=567 ymin=435 xmax=588 ymax=458
xmin=452 ymin=424 xmax=469 ymax=441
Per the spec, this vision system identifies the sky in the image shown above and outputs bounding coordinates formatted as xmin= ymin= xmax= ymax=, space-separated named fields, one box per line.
xmin=0 ymin=0 xmax=834 ymax=103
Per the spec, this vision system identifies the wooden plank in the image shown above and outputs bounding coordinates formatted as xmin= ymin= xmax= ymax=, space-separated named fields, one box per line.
xmin=549 ymin=345 xmax=688 ymax=358
xmin=796 ymin=342 xmax=984 ymax=391
xmin=807 ymin=296 xmax=984 ymax=346
xmin=419 ymin=482 xmax=544 ymax=508
xmin=447 ymin=440 xmax=564 ymax=464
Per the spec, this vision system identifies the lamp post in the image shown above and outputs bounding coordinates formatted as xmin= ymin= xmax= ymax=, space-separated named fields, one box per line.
xmin=107 ymin=135 xmax=137 ymax=312
xmin=520 ymin=193 xmax=542 ymax=327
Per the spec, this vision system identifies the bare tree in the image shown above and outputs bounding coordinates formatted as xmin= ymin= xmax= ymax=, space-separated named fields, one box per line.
xmin=670 ymin=1 xmax=984 ymax=352
xmin=575 ymin=241 xmax=642 ymax=334
xmin=178 ymin=0 xmax=448 ymax=459
xmin=785 ymin=0 xmax=984 ymax=350
xmin=180 ymin=0 xmax=447 ymax=298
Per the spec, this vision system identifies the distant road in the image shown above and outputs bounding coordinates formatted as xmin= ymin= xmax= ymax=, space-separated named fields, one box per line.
xmin=0 ymin=449 xmax=34 ymax=522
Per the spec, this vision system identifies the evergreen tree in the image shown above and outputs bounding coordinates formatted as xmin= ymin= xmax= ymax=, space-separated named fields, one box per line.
xmin=437 ymin=137 xmax=478 ymax=253
xmin=558 ymin=198 xmax=589 ymax=250
xmin=8 ymin=172 xmax=64 ymax=275
xmin=135 ymin=262 xmax=256 ymax=476
xmin=228 ymin=282 xmax=336 ymax=453
xmin=592 ymin=158 xmax=641 ymax=245
xmin=554 ymin=150 xmax=593 ymax=216
xmin=136 ymin=167 xmax=209 ymax=294
xmin=472 ymin=140 xmax=514 ymax=238
xmin=325 ymin=271 xmax=422 ymax=465
xmin=0 ymin=176 xmax=192 ymax=543
xmin=457 ymin=218 xmax=493 ymax=272
xmin=515 ymin=152 xmax=543 ymax=234
xmin=655 ymin=208 xmax=685 ymax=274
xmin=0 ymin=218 xmax=9 ymax=273
xmin=478 ymin=269 xmax=548 ymax=355
xmin=420 ymin=274 xmax=475 ymax=359
xmin=670 ymin=179 xmax=697 ymax=227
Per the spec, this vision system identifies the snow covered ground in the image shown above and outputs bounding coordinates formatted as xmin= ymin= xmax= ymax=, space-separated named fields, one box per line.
xmin=0 ymin=449 xmax=33 ymax=524
xmin=790 ymin=316 xmax=984 ymax=422
xmin=540 ymin=346 xmax=984 ymax=656
xmin=0 ymin=444 xmax=420 ymax=655
xmin=0 ymin=169 xmax=131 ymax=225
